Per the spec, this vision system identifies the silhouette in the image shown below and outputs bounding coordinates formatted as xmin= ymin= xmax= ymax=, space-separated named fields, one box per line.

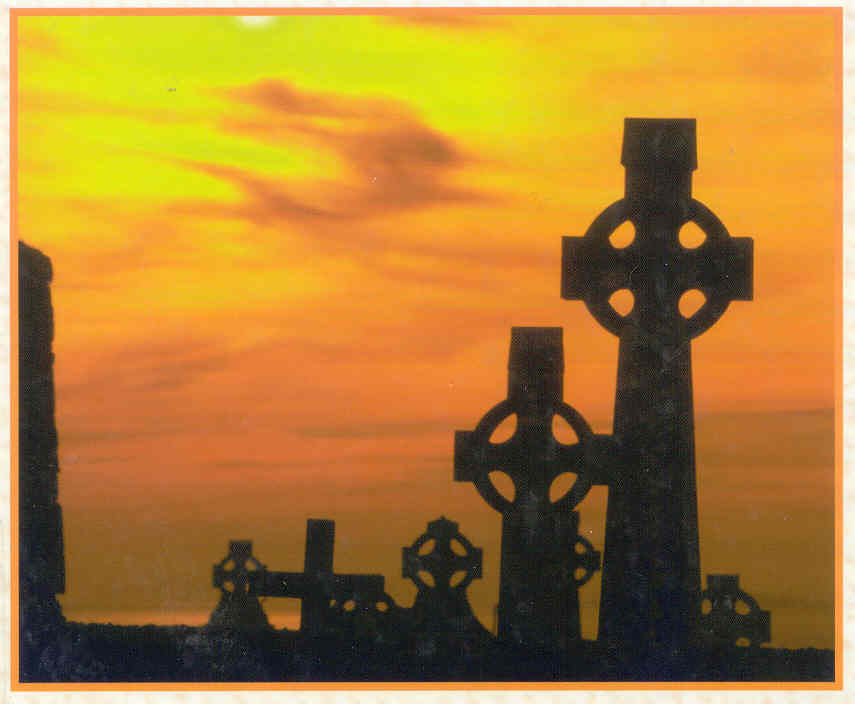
xmin=455 ymin=327 xmax=610 ymax=651
xmin=210 ymin=519 xmax=387 ymax=637
xmin=18 ymin=241 xmax=66 ymax=678
xmin=210 ymin=541 xmax=272 ymax=630
xmin=16 ymin=119 xmax=833 ymax=682
xmin=402 ymin=516 xmax=492 ymax=661
xmin=699 ymin=575 xmax=771 ymax=649
xmin=562 ymin=119 xmax=753 ymax=654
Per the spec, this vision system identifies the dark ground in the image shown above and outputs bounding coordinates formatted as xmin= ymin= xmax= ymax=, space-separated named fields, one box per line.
xmin=21 ymin=620 xmax=834 ymax=683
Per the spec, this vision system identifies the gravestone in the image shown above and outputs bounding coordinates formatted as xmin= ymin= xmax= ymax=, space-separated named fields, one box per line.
xmin=242 ymin=519 xmax=386 ymax=636
xmin=455 ymin=327 xmax=613 ymax=651
xmin=699 ymin=574 xmax=770 ymax=649
xmin=210 ymin=540 xmax=271 ymax=630
xmin=402 ymin=516 xmax=491 ymax=653
xmin=561 ymin=118 xmax=753 ymax=653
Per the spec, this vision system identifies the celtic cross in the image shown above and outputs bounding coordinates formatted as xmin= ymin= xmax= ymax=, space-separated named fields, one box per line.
xmin=698 ymin=574 xmax=771 ymax=649
xmin=455 ymin=327 xmax=614 ymax=649
xmin=402 ymin=517 xmax=484 ymax=626
xmin=561 ymin=119 xmax=753 ymax=652
xmin=401 ymin=517 xmax=493 ymax=661
xmin=210 ymin=540 xmax=271 ymax=630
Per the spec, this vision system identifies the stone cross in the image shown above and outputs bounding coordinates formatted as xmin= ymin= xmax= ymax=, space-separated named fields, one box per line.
xmin=402 ymin=516 xmax=491 ymax=648
xmin=210 ymin=540 xmax=271 ymax=629
xmin=698 ymin=574 xmax=771 ymax=648
xmin=403 ymin=516 xmax=483 ymax=605
xmin=211 ymin=520 xmax=386 ymax=636
xmin=455 ymin=327 xmax=614 ymax=650
xmin=561 ymin=119 xmax=753 ymax=653
xmin=255 ymin=519 xmax=386 ymax=637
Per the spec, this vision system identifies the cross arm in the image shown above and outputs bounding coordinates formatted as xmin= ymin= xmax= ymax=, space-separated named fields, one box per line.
xmin=553 ymin=433 xmax=623 ymax=488
xmin=455 ymin=430 xmax=519 ymax=481
xmin=691 ymin=236 xmax=753 ymax=301
xmin=331 ymin=573 xmax=386 ymax=600
xmin=255 ymin=571 xmax=314 ymax=598
xmin=257 ymin=570 xmax=385 ymax=601
xmin=403 ymin=546 xmax=482 ymax=583
xmin=561 ymin=235 xmax=633 ymax=301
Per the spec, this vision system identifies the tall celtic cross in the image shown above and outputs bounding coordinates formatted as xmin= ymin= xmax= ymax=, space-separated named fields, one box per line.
xmin=561 ymin=119 xmax=753 ymax=652
xmin=455 ymin=327 xmax=612 ymax=650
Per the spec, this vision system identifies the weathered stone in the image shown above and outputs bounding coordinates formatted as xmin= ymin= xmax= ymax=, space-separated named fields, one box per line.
xmin=562 ymin=119 xmax=753 ymax=653
xmin=455 ymin=327 xmax=614 ymax=650
xmin=19 ymin=242 xmax=66 ymax=650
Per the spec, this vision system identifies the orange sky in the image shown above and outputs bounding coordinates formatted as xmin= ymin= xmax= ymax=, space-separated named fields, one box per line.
xmin=15 ymin=10 xmax=839 ymax=649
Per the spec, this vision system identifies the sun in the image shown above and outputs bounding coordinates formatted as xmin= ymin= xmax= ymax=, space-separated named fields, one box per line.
xmin=237 ymin=16 xmax=277 ymax=28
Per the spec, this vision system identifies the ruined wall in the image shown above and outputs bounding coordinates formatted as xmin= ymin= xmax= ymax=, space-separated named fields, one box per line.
xmin=19 ymin=241 xmax=65 ymax=638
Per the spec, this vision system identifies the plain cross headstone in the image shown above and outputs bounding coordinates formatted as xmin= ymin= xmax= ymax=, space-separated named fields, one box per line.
xmin=255 ymin=518 xmax=386 ymax=637
xmin=561 ymin=118 xmax=753 ymax=653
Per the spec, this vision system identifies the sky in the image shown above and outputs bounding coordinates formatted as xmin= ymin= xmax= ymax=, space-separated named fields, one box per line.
xmin=15 ymin=11 xmax=839 ymax=650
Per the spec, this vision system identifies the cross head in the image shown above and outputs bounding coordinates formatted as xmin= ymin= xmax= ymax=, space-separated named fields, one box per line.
xmin=210 ymin=540 xmax=271 ymax=630
xmin=403 ymin=516 xmax=482 ymax=598
xmin=455 ymin=327 xmax=617 ymax=517
xmin=401 ymin=517 xmax=493 ymax=654
xmin=562 ymin=118 xmax=752 ymax=341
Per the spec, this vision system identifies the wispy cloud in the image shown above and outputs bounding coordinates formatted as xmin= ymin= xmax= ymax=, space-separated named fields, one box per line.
xmin=383 ymin=12 xmax=500 ymax=29
xmin=19 ymin=89 xmax=191 ymax=124
xmin=18 ymin=25 xmax=69 ymax=59
xmin=172 ymin=79 xmax=491 ymax=227
xmin=59 ymin=336 xmax=236 ymax=397
xmin=295 ymin=418 xmax=458 ymax=439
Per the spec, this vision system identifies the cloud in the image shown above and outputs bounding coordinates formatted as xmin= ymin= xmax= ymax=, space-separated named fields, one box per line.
xmin=18 ymin=26 xmax=68 ymax=59
xmin=585 ymin=19 xmax=836 ymax=94
xmin=383 ymin=12 xmax=500 ymax=29
xmin=228 ymin=80 xmax=385 ymax=119
xmin=29 ymin=223 xmax=186 ymax=293
xmin=19 ymin=89 xmax=190 ymax=125
xmin=295 ymin=419 xmax=459 ymax=439
xmin=170 ymin=160 xmax=346 ymax=226
xmin=172 ymin=79 xmax=490 ymax=228
xmin=58 ymin=336 xmax=237 ymax=398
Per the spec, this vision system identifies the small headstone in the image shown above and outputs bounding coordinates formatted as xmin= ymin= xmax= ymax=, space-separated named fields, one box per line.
xmin=402 ymin=517 xmax=492 ymax=658
xmin=209 ymin=540 xmax=271 ymax=630
xmin=699 ymin=574 xmax=771 ymax=648
xmin=254 ymin=519 xmax=386 ymax=637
